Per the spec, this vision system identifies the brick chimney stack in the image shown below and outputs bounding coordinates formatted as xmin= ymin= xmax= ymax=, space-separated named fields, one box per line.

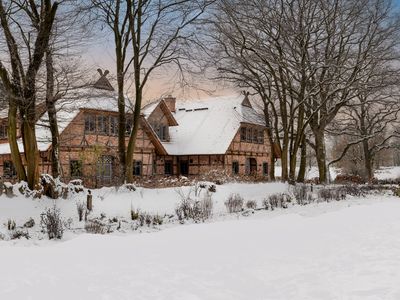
xmin=163 ymin=95 xmax=176 ymax=113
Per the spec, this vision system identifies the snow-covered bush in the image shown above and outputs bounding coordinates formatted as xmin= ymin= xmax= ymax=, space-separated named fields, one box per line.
xmin=152 ymin=215 xmax=164 ymax=226
xmin=23 ymin=218 xmax=35 ymax=228
xmin=245 ymin=200 xmax=257 ymax=210
xmin=341 ymin=184 xmax=364 ymax=197
xmin=76 ymin=201 xmax=86 ymax=222
xmin=40 ymin=205 xmax=64 ymax=239
xmin=131 ymin=207 xmax=140 ymax=220
xmin=85 ymin=219 xmax=109 ymax=234
xmin=266 ymin=193 xmax=291 ymax=210
xmin=291 ymin=184 xmax=310 ymax=205
xmin=225 ymin=193 xmax=244 ymax=213
xmin=10 ymin=230 xmax=30 ymax=240
xmin=175 ymin=188 xmax=214 ymax=221
xmin=317 ymin=187 xmax=346 ymax=202
xmin=4 ymin=182 xmax=14 ymax=197
xmin=7 ymin=219 xmax=16 ymax=230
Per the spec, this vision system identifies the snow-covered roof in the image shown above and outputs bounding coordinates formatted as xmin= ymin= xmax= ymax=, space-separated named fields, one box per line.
xmin=157 ymin=95 xmax=265 ymax=155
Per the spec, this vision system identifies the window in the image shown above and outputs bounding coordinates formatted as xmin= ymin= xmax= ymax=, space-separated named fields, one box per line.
xmin=3 ymin=160 xmax=16 ymax=179
xmin=156 ymin=125 xmax=168 ymax=141
xmin=84 ymin=114 xmax=96 ymax=133
xmin=126 ymin=118 xmax=133 ymax=135
xmin=164 ymin=160 xmax=173 ymax=175
xmin=0 ymin=124 xmax=7 ymax=139
xmin=232 ymin=161 xmax=239 ymax=175
xmin=246 ymin=128 xmax=252 ymax=142
xmin=240 ymin=127 xmax=246 ymax=142
xmin=258 ymin=130 xmax=264 ymax=144
xmin=245 ymin=157 xmax=257 ymax=175
xmin=240 ymin=126 xmax=265 ymax=144
xmin=252 ymin=129 xmax=258 ymax=143
xmin=110 ymin=116 xmax=118 ymax=136
xmin=263 ymin=162 xmax=268 ymax=176
xmin=97 ymin=115 xmax=109 ymax=135
xmin=70 ymin=160 xmax=83 ymax=178
xmin=97 ymin=155 xmax=114 ymax=179
xmin=133 ymin=160 xmax=142 ymax=176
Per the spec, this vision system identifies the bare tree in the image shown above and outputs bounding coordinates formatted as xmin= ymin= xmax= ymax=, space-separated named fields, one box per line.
xmin=86 ymin=0 xmax=132 ymax=184
xmin=124 ymin=0 xmax=214 ymax=182
xmin=210 ymin=0 xmax=400 ymax=184
xmin=0 ymin=0 xmax=59 ymax=189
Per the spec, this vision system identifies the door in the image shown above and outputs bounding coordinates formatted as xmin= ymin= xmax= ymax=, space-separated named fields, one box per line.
xmin=179 ymin=160 xmax=189 ymax=176
xmin=246 ymin=157 xmax=257 ymax=175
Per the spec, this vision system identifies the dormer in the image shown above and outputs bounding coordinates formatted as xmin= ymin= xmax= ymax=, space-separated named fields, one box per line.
xmin=145 ymin=95 xmax=178 ymax=142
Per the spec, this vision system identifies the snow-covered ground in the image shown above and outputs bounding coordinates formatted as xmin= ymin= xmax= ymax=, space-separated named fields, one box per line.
xmin=375 ymin=166 xmax=400 ymax=180
xmin=1 ymin=178 xmax=400 ymax=299
xmin=0 ymin=182 xmax=288 ymax=226
xmin=1 ymin=194 xmax=400 ymax=299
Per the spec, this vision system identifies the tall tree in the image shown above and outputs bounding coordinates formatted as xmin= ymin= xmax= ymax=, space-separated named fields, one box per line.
xmin=124 ymin=0 xmax=214 ymax=182
xmin=0 ymin=0 xmax=58 ymax=189
xmin=89 ymin=0 xmax=131 ymax=184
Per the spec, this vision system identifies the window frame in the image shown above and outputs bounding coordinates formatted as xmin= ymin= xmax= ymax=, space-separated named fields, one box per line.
xmin=263 ymin=162 xmax=268 ymax=176
xmin=0 ymin=124 xmax=7 ymax=139
xmin=3 ymin=160 xmax=17 ymax=179
xmin=133 ymin=160 xmax=142 ymax=176
xmin=84 ymin=114 xmax=96 ymax=134
xmin=164 ymin=160 xmax=173 ymax=176
xmin=110 ymin=116 xmax=118 ymax=136
xmin=97 ymin=115 xmax=109 ymax=135
xmin=232 ymin=161 xmax=239 ymax=175
xmin=70 ymin=160 xmax=83 ymax=178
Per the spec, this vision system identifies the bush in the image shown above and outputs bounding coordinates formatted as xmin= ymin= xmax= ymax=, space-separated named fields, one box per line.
xmin=131 ymin=207 xmax=140 ymax=220
xmin=7 ymin=219 xmax=16 ymax=231
xmin=317 ymin=187 xmax=347 ymax=202
xmin=40 ymin=205 xmax=64 ymax=240
xmin=334 ymin=174 xmax=365 ymax=184
xmin=262 ymin=198 xmax=270 ymax=210
xmin=245 ymin=200 xmax=257 ymax=209
xmin=200 ymin=192 xmax=213 ymax=219
xmin=267 ymin=193 xmax=291 ymax=210
xmin=152 ymin=215 xmax=164 ymax=226
xmin=225 ymin=193 xmax=244 ymax=213
xmin=85 ymin=219 xmax=108 ymax=234
xmin=175 ymin=191 xmax=214 ymax=221
xmin=23 ymin=218 xmax=35 ymax=228
xmin=11 ymin=230 xmax=30 ymax=240
xmin=291 ymin=184 xmax=313 ymax=205
xmin=76 ymin=201 xmax=86 ymax=222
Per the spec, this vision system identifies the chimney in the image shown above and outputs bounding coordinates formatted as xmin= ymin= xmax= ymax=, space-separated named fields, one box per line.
xmin=163 ymin=95 xmax=176 ymax=113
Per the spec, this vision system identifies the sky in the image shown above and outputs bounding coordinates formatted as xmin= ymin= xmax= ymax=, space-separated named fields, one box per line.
xmin=83 ymin=35 xmax=234 ymax=105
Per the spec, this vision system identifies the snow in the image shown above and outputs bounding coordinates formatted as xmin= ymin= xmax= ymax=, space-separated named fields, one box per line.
xmin=152 ymin=95 xmax=265 ymax=155
xmin=0 ymin=182 xmax=288 ymax=224
xmin=375 ymin=166 xmax=400 ymax=180
xmin=0 ymin=191 xmax=400 ymax=299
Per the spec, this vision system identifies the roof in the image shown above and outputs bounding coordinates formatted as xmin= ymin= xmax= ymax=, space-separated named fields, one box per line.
xmin=153 ymin=95 xmax=265 ymax=155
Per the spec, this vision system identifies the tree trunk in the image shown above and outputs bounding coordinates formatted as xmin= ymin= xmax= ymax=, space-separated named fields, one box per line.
xmin=281 ymin=138 xmax=289 ymax=181
xmin=362 ymin=140 xmax=374 ymax=183
xmin=117 ymin=66 xmax=126 ymax=184
xmin=7 ymin=100 xmax=27 ymax=181
xmin=125 ymin=93 xmax=142 ymax=183
xmin=314 ymin=130 xmax=327 ymax=183
xmin=21 ymin=118 xmax=40 ymax=190
xmin=297 ymin=136 xmax=307 ymax=182
xmin=45 ymin=50 xmax=61 ymax=179
xmin=289 ymin=150 xmax=297 ymax=182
